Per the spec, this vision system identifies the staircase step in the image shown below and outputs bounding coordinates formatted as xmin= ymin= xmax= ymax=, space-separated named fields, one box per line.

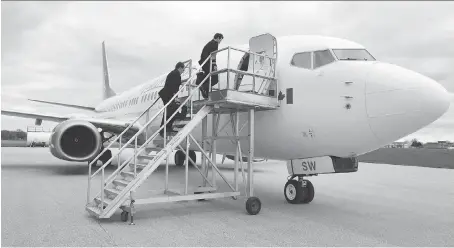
xmin=178 ymin=116 xmax=192 ymax=121
xmin=129 ymin=162 xmax=147 ymax=170
xmin=113 ymin=179 xmax=130 ymax=188
xmin=105 ymin=187 xmax=121 ymax=197
xmin=138 ymin=154 xmax=155 ymax=160
xmin=173 ymin=123 xmax=187 ymax=128
xmin=121 ymin=171 xmax=136 ymax=179
xmin=144 ymin=147 xmax=162 ymax=152
xmin=86 ymin=206 xmax=101 ymax=217
xmin=94 ymin=197 xmax=113 ymax=207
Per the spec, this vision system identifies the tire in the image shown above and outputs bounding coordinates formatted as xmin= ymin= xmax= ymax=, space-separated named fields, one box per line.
xmin=100 ymin=149 xmax=112 ymax=167
xmin=174 ymin=150 xmax=185 ymax=166
xmin=300 ymin=180 xmax=315 ymax=204
xmin=189 ymin=150 xmax=196 ymax=166
xmin=174 ymin=150 xmax=196 ymax=167
xmin=246 ymin=197 xmax=261 ymax=215
xmin=120 ymin=211 xmax=129 ymax=222
xmin=284 ymin=180 xmax=303 ymax=204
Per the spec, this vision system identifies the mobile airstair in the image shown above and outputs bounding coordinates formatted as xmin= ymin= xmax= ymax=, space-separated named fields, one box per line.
xmin=85 ymin=33 xmax=280 ymax=223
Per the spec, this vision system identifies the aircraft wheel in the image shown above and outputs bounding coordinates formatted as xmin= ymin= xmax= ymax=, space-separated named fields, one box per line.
xmin=99 ymin=149 xmax=113 ymax=167
xmin=246 ymin=197 xmax=261 ymax=215
xmin=174 ymin=150 xmax=185 ymax=166
xmin=120 ymin=211 xmax=129 ymax=222
xmin=189 ymin=150 xmax=196 ymax=166
xmin=284 ymin=180 xmax=303 ymax=204
xmin=174 ymin=150 xmax=196 ymax=167
xmin=300 ymin=180 xmax=315 ymax=204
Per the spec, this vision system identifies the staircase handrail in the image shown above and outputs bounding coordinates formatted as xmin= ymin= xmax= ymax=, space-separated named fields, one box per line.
xmin=87 ymin=59 xmax=192 ymax=171
xmin=101 ymin=70 xmax=212 ymax=189
xmin=97 ymin=73 xmax=213 ymax=207
xmin=87 ymin=56 xmax=212 ymax=204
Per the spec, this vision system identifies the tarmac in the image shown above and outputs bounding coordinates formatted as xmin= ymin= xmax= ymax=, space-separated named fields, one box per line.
xmin=2 ymin=147 xmax=454 ymax=246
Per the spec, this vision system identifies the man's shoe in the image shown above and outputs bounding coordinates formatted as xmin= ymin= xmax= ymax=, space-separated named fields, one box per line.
xmin=159 ymin=129 xmax=177 ymax=138
xmin=200 ymin=88 xmax=208 ymax=99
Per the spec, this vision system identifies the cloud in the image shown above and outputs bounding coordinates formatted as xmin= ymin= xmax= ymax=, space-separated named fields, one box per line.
xmin=1 ymin=1 xmax=453 ymax=142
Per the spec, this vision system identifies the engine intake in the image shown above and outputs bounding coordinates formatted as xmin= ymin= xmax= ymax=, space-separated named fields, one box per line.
xmin=49 ymin=120 xmax=102 ymax=162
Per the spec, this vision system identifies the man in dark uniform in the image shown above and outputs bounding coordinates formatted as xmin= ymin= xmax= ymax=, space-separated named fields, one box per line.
xmin=196 ymin=33 xmax=224 ymax=99
xmin=158 ymin=62 xmax=185 ymax=137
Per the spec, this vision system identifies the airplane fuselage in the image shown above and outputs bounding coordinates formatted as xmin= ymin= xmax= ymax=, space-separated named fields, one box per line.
xmin=74 ymin=35 xmax=450 ymax=161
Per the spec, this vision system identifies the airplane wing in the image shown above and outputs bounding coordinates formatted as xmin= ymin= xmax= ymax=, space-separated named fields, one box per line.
xmin=1 ymin=110 xmax=67 ymax=122
xmin=1 ymin=110 xmax=143 ymax=136
xmin=28 ymin=99 xmax=96 ymax=111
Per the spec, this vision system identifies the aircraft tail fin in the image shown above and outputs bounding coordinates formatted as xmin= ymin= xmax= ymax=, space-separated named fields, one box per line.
xmin=102 ymin=41 xmax=116 ymax=100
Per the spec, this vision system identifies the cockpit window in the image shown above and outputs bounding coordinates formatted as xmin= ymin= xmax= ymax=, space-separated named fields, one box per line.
xmin=313 ymin=50 xmax=335 ymax=69
xmin=332 ymin=49 xmax=376 ymax=61
xmin=291 ymin=52 xmax=311 ymax=69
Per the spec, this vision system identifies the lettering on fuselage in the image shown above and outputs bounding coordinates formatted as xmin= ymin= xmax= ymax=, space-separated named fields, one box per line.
xmin=301 ymin=161 xmax=316 ymax=171
xmin=301 ymin=128 xmax=315 ymax=138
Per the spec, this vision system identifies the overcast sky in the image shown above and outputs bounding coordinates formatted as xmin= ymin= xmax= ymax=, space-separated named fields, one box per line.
xmin=1 ymin=1 xmax=454 ymax=142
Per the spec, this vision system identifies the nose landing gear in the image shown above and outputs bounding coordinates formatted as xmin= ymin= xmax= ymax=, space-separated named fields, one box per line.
xmin=284 ymin=176 xmax=315 ymax=204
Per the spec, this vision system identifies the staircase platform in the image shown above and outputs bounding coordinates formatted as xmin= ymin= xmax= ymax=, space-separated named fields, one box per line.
xmin=182 ymin=89 xmax=279 ymax=114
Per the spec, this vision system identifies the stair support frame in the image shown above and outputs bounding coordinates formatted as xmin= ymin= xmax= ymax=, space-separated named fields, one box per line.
xmin=86 ymin=42 xmax=278 ymax=222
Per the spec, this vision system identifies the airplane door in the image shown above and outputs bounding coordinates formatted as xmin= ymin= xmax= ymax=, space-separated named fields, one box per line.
xmin=236 ymin=33 xmax=277 ymax=96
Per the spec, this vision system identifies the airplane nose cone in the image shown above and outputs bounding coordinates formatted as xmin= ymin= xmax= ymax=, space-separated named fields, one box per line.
xmin=366 ymin=63 xmax=450 ymax=143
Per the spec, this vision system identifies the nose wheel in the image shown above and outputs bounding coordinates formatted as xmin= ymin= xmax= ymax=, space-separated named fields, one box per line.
xmin=284 ymin=177 xmax=315 ymax=204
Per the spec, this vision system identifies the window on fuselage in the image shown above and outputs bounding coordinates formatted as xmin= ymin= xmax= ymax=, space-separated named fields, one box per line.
xmin=332 ymin=49 xmax=376 ymax=61
xmin=313 ymin=50 xmax=335 ymax=69
xmin=290 ymin=52 xmax=311 ymax=69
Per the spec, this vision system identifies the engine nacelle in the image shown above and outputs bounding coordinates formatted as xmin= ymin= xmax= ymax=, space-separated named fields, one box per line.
xmin=49 ymin=120 xmax=102 ymax=162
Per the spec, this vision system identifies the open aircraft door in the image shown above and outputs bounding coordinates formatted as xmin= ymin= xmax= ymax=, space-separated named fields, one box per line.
xmin=235 ymin=33 xmax=277 ymax=96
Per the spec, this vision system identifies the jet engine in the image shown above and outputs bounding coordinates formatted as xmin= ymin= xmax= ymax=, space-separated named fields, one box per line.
xmin=49 ymin=120 xmax=102 ymax=162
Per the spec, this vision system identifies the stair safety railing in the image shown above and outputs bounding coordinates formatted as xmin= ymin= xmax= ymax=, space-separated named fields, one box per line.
xmin=87 ymin=55 xmax=214 ymax=210
xmin=207 ymin=46 xmax=278 ymax=103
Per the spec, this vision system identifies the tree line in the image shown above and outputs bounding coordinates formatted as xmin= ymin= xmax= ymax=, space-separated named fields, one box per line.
xmin=411 ymin=139 xmax=423 ymax=148
xmin=1 ymin=130 xmax=27 ymax=140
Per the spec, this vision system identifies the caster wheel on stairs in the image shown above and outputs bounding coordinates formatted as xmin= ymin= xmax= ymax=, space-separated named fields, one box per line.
xmin=245 ymin=197 xmax=261 ymax=215
xmin=120 ymin=211 xmax=129 ymax=222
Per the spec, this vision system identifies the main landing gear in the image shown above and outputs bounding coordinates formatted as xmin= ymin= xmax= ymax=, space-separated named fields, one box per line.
xmin=284 ymin=176 xmax=315 ymax=204
xmin=174 ymin=150 xmax=196 ymax=167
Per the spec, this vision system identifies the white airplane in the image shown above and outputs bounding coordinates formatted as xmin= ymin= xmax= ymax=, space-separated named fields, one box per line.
xmin=2 ymin=34 xmax=450 ymax=203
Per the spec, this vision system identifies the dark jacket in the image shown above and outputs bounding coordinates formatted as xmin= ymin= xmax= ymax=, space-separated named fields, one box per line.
xmin=159 ymin=69 xmax=182 ymax=99
xmin=199 ymin=39 xmax=219 ymax=66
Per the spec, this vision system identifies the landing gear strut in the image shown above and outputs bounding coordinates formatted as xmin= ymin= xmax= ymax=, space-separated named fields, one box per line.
xmin=284 ymin=176 xmax=315 ymax=204
xmin=174 ymin=150 xmax=196 ymax=167
xmin=89 ymin=149 xmax=113 ymax=167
